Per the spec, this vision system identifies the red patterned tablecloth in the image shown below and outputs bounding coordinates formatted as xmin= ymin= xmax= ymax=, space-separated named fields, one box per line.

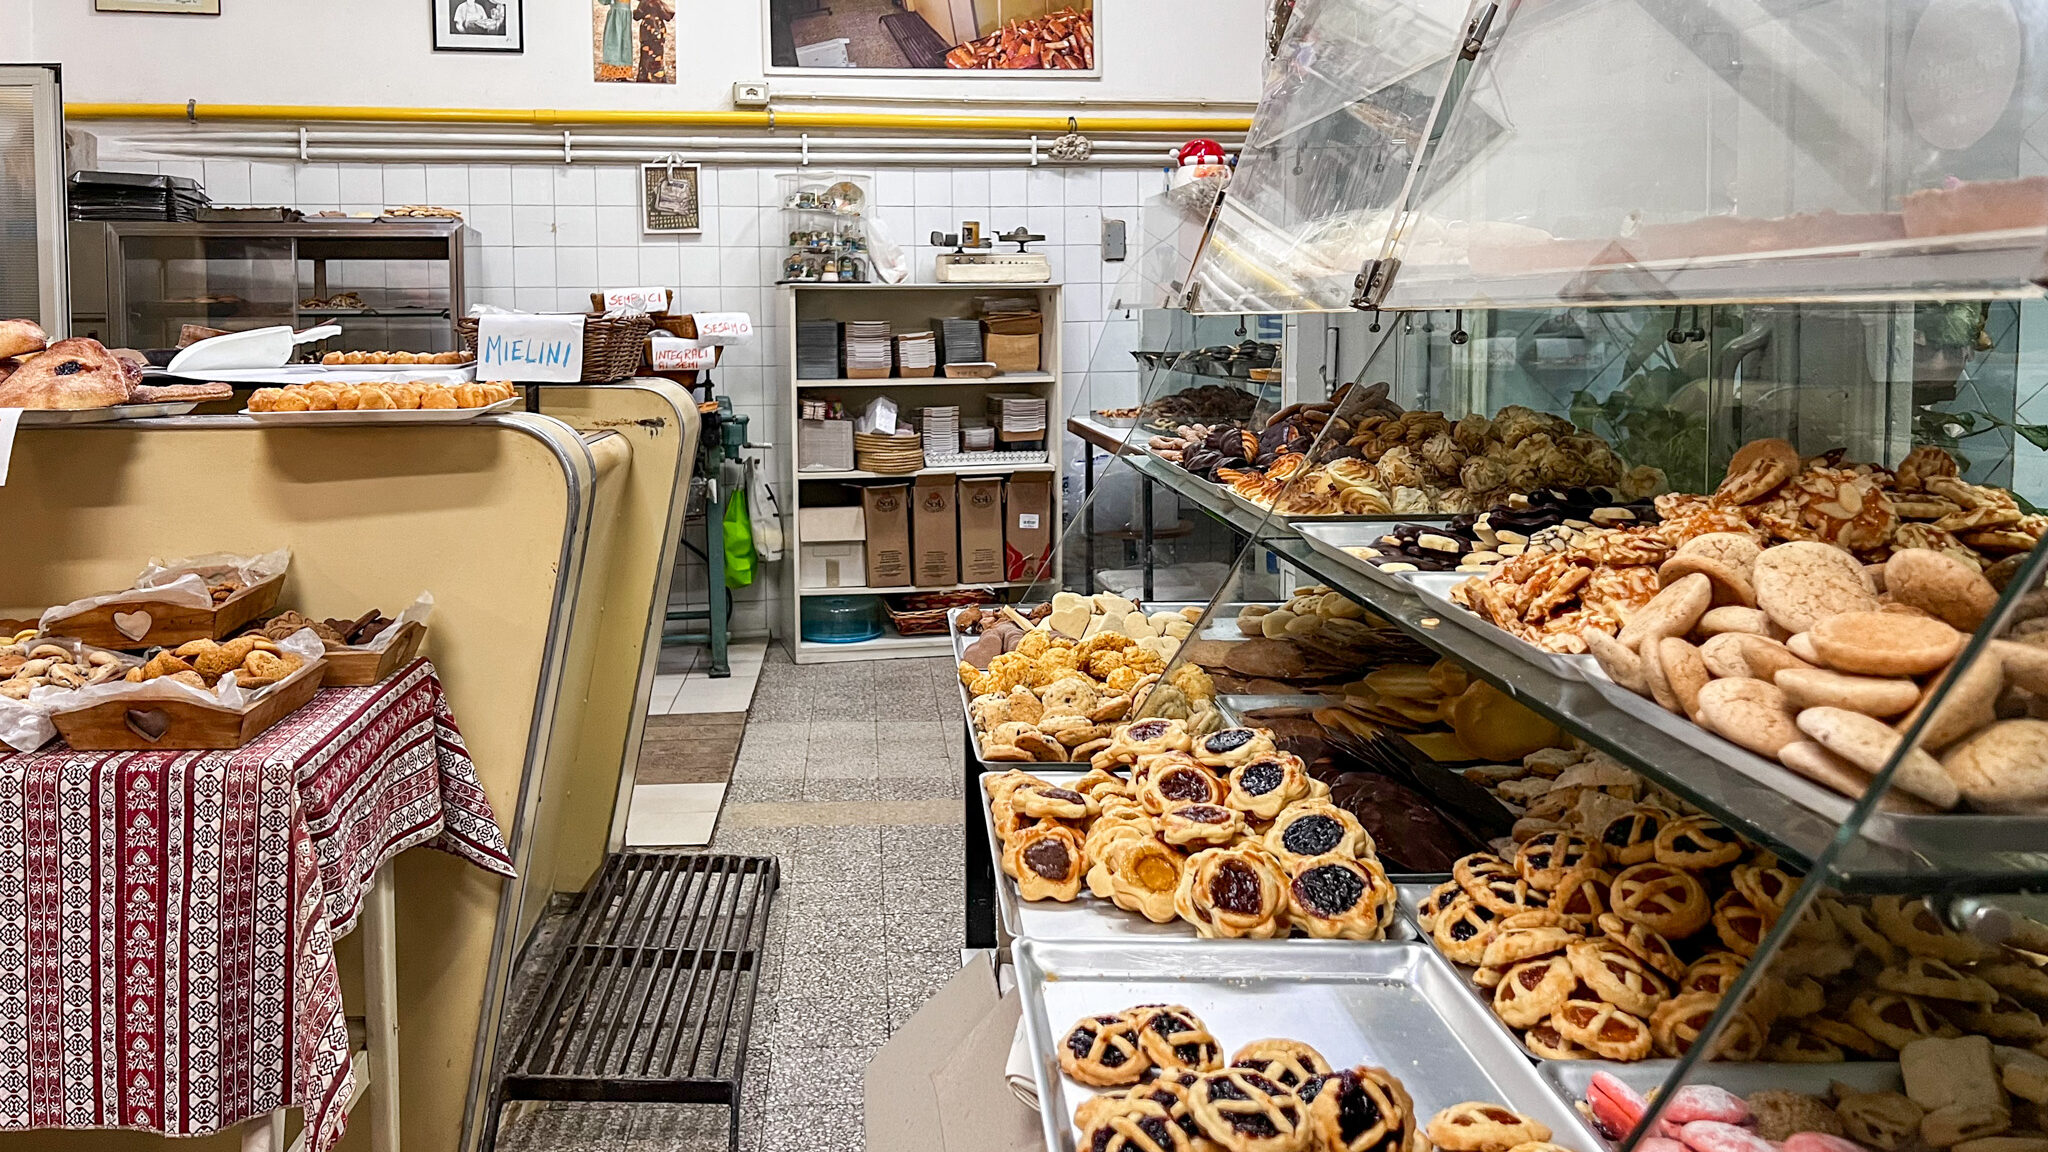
xmin=0 ymin=658 xmax=514 ymax=1152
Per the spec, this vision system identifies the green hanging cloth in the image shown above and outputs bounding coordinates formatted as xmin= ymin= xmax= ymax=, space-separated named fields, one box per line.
xmin=723 ymin=487 xmax=757 ymax=589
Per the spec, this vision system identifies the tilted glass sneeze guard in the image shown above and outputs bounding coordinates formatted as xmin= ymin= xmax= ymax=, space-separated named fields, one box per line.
xmin=1198 ymin=0 xmax=2048 ymax=312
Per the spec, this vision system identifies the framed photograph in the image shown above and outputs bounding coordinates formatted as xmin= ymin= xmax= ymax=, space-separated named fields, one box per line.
xmin=95 ymin=0 xmax=220 ymax=12
xmin=641 ymin=162 xmax=701 ymax=234
xmin=764 ymin=0 xmax=1096 ymax=76
xmin=435 ymin=0 xmax=524 ymax=52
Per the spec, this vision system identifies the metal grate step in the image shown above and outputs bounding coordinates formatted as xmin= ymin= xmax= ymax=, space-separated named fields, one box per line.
xmin=490 ymin=852 xmax=779 ymax=1150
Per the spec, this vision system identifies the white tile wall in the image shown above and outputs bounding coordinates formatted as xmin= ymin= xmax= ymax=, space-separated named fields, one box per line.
xmin=102 ymin=155 xmax=1156 ymax=635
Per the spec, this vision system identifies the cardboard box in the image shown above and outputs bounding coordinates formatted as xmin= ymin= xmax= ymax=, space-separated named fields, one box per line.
xmin=957 ymin=477 xmax=1005 ymax=583
xmin=984 ymin=332 xmax=1041 ymax=373
xmin=798 ymin=419 xmax=855 ymax=472
xmin=1003 ymin=475 xmax=1054 ymax=581
xmin=865 ymin=957 xmax=1040 ymax=1152
xmin=861 ymin=483 xmax=912 ymax=588
xmin=802 ymin=504 xmax=866 ymax=542
xmin=912 ymin=474 xmax=959 ymax=587
xmin=799 ymin=542 xmax=866 ymax=589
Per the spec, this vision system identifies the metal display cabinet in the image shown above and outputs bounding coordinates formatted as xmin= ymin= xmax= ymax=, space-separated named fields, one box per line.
xmin=71 ymin=218 xmax=465 ymax=350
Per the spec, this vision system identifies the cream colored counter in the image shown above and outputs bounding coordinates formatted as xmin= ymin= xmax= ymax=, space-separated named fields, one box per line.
xmin=0 ymin=382 xmax=699 ymax=1152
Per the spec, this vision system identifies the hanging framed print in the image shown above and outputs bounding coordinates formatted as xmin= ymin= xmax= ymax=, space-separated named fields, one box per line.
xmin=596 ymin=0 xmax=678 ymax=83
xmin=434 ymin=0 xmax=524 ymax=51
xmin=641 ymin=161 xmax=702 ymax=234
xmin=96 ymin=0 xmax=220 ymax=12
xmin=765 ymin=0 xmax=1096 ymax=75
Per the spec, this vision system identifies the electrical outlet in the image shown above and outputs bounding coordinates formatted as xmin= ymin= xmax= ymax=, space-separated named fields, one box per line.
xmin=733 ymin=81 xmax=771 ymax=107
xmin=1102 ymin=218 xmax=1127 ymax=261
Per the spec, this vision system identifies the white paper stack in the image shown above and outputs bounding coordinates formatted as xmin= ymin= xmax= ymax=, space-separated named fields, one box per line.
xmin=844 ymin=320 xmax=894 ymax=376
xmin=919 ymin=404 xmax=960 ymax=458
xmin=797 ymin=321 xmax=841 ymax=379
xmin=963 ymin=423 xmax=995 ymax=451
xmin=896 ymin=330 xmax=937 ymax=373
xmin=985 ymin=392 xmax=1049 ymax=436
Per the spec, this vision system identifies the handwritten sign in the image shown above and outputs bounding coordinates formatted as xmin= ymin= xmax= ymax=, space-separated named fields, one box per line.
xmin=691 ymin=312 xmax=754 ymax=344
xmin=650 ymin=335 xmax=718 ymax=371
xmin=600 ymin=285 xmax=671 ymax=313
xmin=477 ymin=314 xmax=585 ymax=382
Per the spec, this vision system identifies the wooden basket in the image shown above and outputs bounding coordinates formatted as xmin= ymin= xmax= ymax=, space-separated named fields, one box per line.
xmin=47 ymin=573 xmax=286 ymax=651
xmin=458 ymin=313 xmax=654 ymax=383
xmin=320 ymin=622 xmax=427 ymax=687
xmin=52 ymin=658 xmax=326 ymax=751
xmin=591 ymin=292 xmax=675 ymax=318
xmin=886 ymin=589 xmax=996 ymax=636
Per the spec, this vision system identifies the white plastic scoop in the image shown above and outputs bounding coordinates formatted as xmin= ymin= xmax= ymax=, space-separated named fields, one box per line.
xmin=166 ymin=325 xmax=342 ymax=374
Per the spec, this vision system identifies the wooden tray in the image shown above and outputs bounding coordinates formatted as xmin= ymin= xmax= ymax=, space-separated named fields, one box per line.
xmin=51 ymin=658 xmax=325 ymax=751
xmin=320 ymin=622 xmax=426 ymax=687
xmin=46 ymin=573 xmax=286 ymax=651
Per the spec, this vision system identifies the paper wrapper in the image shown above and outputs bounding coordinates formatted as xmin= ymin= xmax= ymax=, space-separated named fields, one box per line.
xmin=356 ymin=592 xmax=434 ymax=653
xmin=35 ymin=628 xmax=326 ymax=717
xmin=39 ymin=548 xmax=293 ymax=633
xmin=0 ymin=637 xmax=145 ymax=752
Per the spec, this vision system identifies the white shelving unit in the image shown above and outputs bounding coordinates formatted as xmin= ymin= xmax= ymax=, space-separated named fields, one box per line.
xmin=780 ymin=282 xmax=1063 ymax=664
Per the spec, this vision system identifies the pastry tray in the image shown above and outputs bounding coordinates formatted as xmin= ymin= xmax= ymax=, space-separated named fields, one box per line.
xmin=980 ymin=770 xmax=1415 ymax=944
xmin=238 ymin=396 xmax=519 ymax=425
xmin=1541 ymin=1060 xmax=1902 ymax=1146
xmin=151 ymin=364 xmax=476 ymax=385
xmin=1403 ymin=571 xmax=1588 ymax=682
xmin=18 ymin=401 xmax=201 ymax=425
xmin=1227 ymin=485 xmax=1457 ymax=526
xmin=1295 ymin=519 xmax=1473 ymax=595
xmin=1015 ymin=938 xmax=1604 ymax=1152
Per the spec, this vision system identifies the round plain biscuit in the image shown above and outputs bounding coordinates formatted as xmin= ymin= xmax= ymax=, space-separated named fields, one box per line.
xmin=1753 ymin=542 xmax=1879 ymax=634
xmin=1886 ymin=549 xmax=1999 ymax=632
xmin=1731 ymin=634 xmax=1817 ymax=681
xmin=1676 ymin=532 xmax=1764 ymax=580
xmin=1699 ymin=633 xmax=1755 ymax=680
xmin=1773 ymin=667 xmax=1922 ymax=718
xmin=1582 ymin=628 xmax=1646 ymax=695
xmin=1659 ymin=637 xmax=1711 ymax=718
xmin=1793 ymin=706 xmax=1959 ymax=809
xmin=1695 ymin=677 xmax=1803 ymax=759
xmin=1994 ymin=640 xmax=2048 ymax=696
xmin=1941 ymin=720 xmax=2048 ymax=813
xmin=1658 ymin=553 xmax=1757 ymax=608
xmin=1640 ymin=631 xmax=1679 ymax=712
xmin=1810 ymin=611 xmax=1963 ymax=676
xmin=1777 ymin=740 xmax=1875 ymax=799
xmin=1617 ymin=573 xmax=1713 ymax=652
xmin=1696 ymin=606 xmax=1784 ymax=640
xmin=1898 ymin=653 xmax=2004 ymax=753
xmin=1786 ymin=632 xmax=1823 ymax=664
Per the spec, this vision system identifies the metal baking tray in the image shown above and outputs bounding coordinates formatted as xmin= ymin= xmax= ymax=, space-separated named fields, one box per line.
xmin=1296 ymin=519 xmax=1474 ymax=594
xmin=950 ymin=600 xmax=1208 ymax=773
xmin=1217 ymin=693 xmax=1337 ymax=726
xmin=1404 ymin=571 xmax=1589 ymax=682
xmin=1578 ymin=659 xmax=1857 ymax=826
xmin=1016 ymin=938 xmax=1605 ymax=1152
xmin=980 ymin=770 xmax=1415 ymax=944
xmin=1394 ymin=882 xmax=1524 ymax=1047
xmin=19 ymin=401 xmax=200 ymax=425
xmin=1225 ymin=485 xmax=1457 ymax=527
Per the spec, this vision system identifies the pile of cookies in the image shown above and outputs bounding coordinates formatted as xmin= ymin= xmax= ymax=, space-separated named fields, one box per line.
xmin=985 ymin=717 xmax=1400 ymax=940
xmin=319 ymin=349 xmax=469 ymax=365
xmin=0 ymin=636 xmax=128 ymax=700
xmin=1342 ymin=489 xmax=1661 ymax=575
xmin=1451 ymin=441 xmax=2040 ymax=655
xmin=247 ymin=381 xmax=515 ymax=412
xmin=1579 ymin=539 xmax=2047 ymax=812
xmin=124 ymin=635 xmax=306 ymax=692
xmin=1586 ymin=1031 xmax=2048 ymax=1152
xmin=1416 ymin=818 xmax=1790 ymax=1062
xmin=960 ymin=594 xmax=1218 ymax=763
xmin=252 ymin=609 xmax=398 ymax=651
xmin=1056 ymin=1003 xmax=1569 ymax=1152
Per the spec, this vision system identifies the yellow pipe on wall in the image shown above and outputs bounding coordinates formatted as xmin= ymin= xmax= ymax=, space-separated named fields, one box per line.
xmin=65 ymin=101 xmax=1252 ymax=133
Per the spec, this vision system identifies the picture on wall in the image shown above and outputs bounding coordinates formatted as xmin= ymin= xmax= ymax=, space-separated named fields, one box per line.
xmin=766 ymin=0 xmax=1094 ymax=73
xmin=595 ymin=0 xmax=678 ymax=84
xmin=94 ymin=0 xmax=220 ymax=13
xmin=433 ymin=0 xmax=524 ymax=51
xmin=641 ymin=163 xmax=702 ymax=234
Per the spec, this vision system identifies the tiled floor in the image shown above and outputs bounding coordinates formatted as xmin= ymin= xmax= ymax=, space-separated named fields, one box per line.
xmin=648 ymin=640 xmax=768 ymax=716
xmin=495 ymin=646 xmax=967 ymax=1152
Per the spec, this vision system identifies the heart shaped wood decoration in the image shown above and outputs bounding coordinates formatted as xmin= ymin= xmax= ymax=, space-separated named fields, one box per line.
xmin=124 ymin=709 xmax=171 ymax=742
xmin=112 ymin=610 xmax=154 ymax=642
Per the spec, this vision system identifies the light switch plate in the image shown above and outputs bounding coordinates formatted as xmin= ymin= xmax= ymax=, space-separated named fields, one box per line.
xmin=733 ymin=81 xmax=771 ymax=107
xmin=1102 ymin=218 xmax=1127 ymax=261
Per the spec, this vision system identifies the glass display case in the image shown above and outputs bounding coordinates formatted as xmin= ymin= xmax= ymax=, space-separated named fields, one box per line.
xmin=68 ymin=219 xmax=465 ymax=351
